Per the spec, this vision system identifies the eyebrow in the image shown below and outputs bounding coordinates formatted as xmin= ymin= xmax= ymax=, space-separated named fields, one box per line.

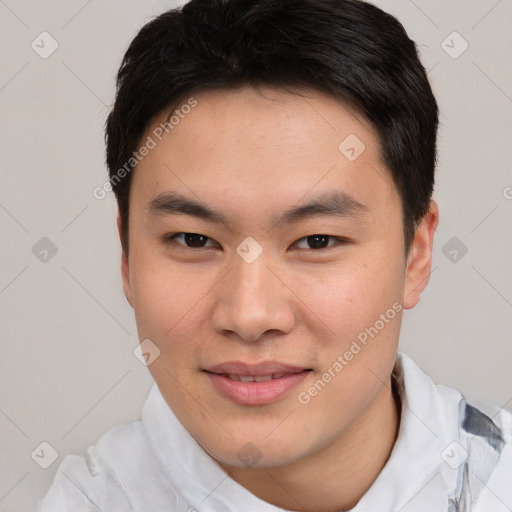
xmin=147 ymin=191 xmax=369 ymax=228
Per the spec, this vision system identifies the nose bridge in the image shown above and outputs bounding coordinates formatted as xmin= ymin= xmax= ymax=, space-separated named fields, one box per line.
xmin=234 ymin=253 xmax=274 ymax=302
xmin=212 ymin=249 xmax=294 ymax=341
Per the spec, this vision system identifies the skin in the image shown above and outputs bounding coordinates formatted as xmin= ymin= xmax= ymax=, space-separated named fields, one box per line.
xmin=119 ymin=85 xmax=438 ymax=511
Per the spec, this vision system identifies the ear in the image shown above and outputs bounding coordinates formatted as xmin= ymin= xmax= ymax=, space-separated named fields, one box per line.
xmin=403 ymin=200 xmax=439 ymax=310
xmin=117 ymin=211 xmax=134 ymax=308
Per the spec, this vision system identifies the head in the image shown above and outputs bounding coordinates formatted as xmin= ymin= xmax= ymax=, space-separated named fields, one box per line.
xmin=105 ymin=0 xmax=439 ymax=470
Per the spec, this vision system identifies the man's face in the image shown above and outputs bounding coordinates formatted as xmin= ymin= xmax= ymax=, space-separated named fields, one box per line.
xmin=121 ymin=86 xmax=431 ymax=468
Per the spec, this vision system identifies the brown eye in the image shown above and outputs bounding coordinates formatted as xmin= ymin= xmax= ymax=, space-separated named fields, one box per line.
xmin=295 ymin=235 xmax=339 ymax=250
xmin=166 ymin=233 xmax=217 ymax=248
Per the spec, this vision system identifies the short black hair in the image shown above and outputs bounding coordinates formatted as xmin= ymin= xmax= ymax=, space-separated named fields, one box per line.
xmin=105 ymin=0 xmax=438 ymax=254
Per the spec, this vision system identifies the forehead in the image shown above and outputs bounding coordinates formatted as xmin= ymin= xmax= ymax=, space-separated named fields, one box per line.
xmin=151 ymin=85 xmax=378 ymax=157
xmin=131 ymin=86 xmax=399 ymax=226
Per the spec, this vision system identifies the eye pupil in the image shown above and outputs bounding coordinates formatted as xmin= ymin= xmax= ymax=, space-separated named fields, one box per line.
xmin=185 ymin=233 xmax=207 ymax=247
xmin=308 ymin=235 xmax=329 ymax=249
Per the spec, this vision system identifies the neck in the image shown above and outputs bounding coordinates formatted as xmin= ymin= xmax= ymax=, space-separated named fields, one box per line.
xmin=221 ymin=379 xmax=400 ymax=512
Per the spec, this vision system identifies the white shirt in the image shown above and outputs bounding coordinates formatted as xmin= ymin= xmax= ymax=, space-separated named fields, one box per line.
xmin=38 ymin=352 xmax=512 ymax=511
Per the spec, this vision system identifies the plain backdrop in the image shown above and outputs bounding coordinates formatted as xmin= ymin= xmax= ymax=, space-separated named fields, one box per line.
xmin=1 ymin=0 xmax=511 ymax=510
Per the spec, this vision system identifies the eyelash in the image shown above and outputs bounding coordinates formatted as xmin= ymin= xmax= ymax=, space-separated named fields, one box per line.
xmin=163 ymin=233 xmax=350 ymax=251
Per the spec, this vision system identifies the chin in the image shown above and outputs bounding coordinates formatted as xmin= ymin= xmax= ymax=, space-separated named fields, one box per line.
xmin=200 ymin=431 xmax=311 ymax=470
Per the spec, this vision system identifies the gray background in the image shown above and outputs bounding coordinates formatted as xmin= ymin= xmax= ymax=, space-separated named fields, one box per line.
xmin=0 ymin=0 xmax=511 ymax=509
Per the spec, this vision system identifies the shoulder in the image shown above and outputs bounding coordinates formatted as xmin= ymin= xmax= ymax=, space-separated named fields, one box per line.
xmin=396 ymin=352 xmax=512 ymax=510
xmin=37 ymin=420 xmax=146 ymax=511
xmin=38 ymin=408 xmax=190 ymax=512
xmin=471 ymin=401 xmax=512 ymax=511
xmin=434 ymin=373 xmax=512 ymax=510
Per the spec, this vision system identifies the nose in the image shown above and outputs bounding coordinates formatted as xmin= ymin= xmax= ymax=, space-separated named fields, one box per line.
xmin=211 ymin=252 xmax=295 ymax=342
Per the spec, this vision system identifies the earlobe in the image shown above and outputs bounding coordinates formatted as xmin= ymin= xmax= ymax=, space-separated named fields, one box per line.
xmin=117 ymin=212 xmax=134 ymax=308
xmin=403 ymin=200 xmax=439 ymax=310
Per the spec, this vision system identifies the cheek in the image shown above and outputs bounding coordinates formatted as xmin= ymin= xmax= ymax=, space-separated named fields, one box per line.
xmin=292 ymin=259 xmax=403 ymax=432
xmin=129 ymin=253 xmax=205 ymax=340
xmin=297 ymin=254 xmax=405 ymax=341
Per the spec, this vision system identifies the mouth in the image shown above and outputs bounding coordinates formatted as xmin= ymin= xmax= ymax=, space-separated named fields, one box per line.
xmin=210 ymin=372 xmax=297 ymax=382
xmin=203 ymin=361 xmax=312 ymax=405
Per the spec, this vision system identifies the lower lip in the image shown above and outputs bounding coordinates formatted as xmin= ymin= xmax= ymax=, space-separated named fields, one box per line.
xmin=205 ymin=371 xmax=311 ymax=405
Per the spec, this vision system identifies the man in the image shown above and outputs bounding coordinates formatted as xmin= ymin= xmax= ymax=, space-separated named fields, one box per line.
xmin=39 ymin=0 xmax=512 ymax=510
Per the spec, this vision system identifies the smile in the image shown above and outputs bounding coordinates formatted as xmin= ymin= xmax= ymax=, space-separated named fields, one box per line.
xmin=221 ymin=373 xmax=287 ymax=382
xmin=204 ymin=361 xmax=312 ymax=405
